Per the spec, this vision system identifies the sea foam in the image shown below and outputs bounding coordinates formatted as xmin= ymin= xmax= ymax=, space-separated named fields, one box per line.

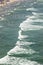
xmin=18 ymin=30 xmax=28 ymax=40
xmin=26 ymin=7 xmax=38 ymax=11
xmin=0 ymin=55 xmax=42 ymax=65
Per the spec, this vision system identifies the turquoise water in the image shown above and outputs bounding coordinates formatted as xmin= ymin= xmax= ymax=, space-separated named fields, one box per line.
xmin=0 ymin=1 xmax=43 ymax=65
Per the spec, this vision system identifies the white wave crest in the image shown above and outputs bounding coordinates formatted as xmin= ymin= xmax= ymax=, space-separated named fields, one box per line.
xmin=0 ymin=17 xmax=5 ymax=21
xmin=18 ymin=30 xmax=28 ymax=40
xmin=20 ymin=23 xmax=43 ymax=31
xmin=19 ymin=17 xmax=43 ymax=31
xmin=16 ymin=41 xmax=35 ymax=46
xmin=7 ymin=45 xmax=36 ymax=56
xmin=0 ymin=55 xmax=10 ymax=64
xmin=26 ymin=7 xmax=38 ymax=11
xmin=32 ymin=12 xmax=43 ymax=16
xmin=0 ymin=55 xmax=42 ymax=65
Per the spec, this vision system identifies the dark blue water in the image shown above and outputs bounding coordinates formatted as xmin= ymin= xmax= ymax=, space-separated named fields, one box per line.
xmin=0 ymin=1 xmax=43 ymax=65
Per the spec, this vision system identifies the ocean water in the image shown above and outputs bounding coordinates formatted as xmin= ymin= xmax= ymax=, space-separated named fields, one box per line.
xmin=0 ymin=1 xmax=43 ymax=65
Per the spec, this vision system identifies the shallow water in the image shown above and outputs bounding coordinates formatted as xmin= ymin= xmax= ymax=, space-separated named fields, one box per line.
xmin=0 ymin=1 xmax=43 ymax=65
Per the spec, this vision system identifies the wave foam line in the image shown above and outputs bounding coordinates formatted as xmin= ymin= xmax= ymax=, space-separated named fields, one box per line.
xmin=7 ymin=44 xmax=37 ymax=56
xmin=20 ymin=24 xmax=43 ymax=31
xmin=18 ymin=30 xmax=28 ymax=40
xmin=32 ymin=12 xmax=43 ymax=16
xmin=0 ymin=55 xmax=42 ymax=65
xmin=19 ymin=17 xmax=43 ymax=30
xmin=5 ymin=12 xmax=11 ymax=15
xmin=0 ymin=55 xmax=11 ymax=64
xmin=26 ymin=7 xmax=38 ymax=11
xmin=19 ymin=17 xmax=43 ymax=31
xmin=16 ymin=41 xmax=35 ymax=46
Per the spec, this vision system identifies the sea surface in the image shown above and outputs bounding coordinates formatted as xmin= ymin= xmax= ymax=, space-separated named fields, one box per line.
xmin=0 ymin=1 xmax=43 ymax=65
